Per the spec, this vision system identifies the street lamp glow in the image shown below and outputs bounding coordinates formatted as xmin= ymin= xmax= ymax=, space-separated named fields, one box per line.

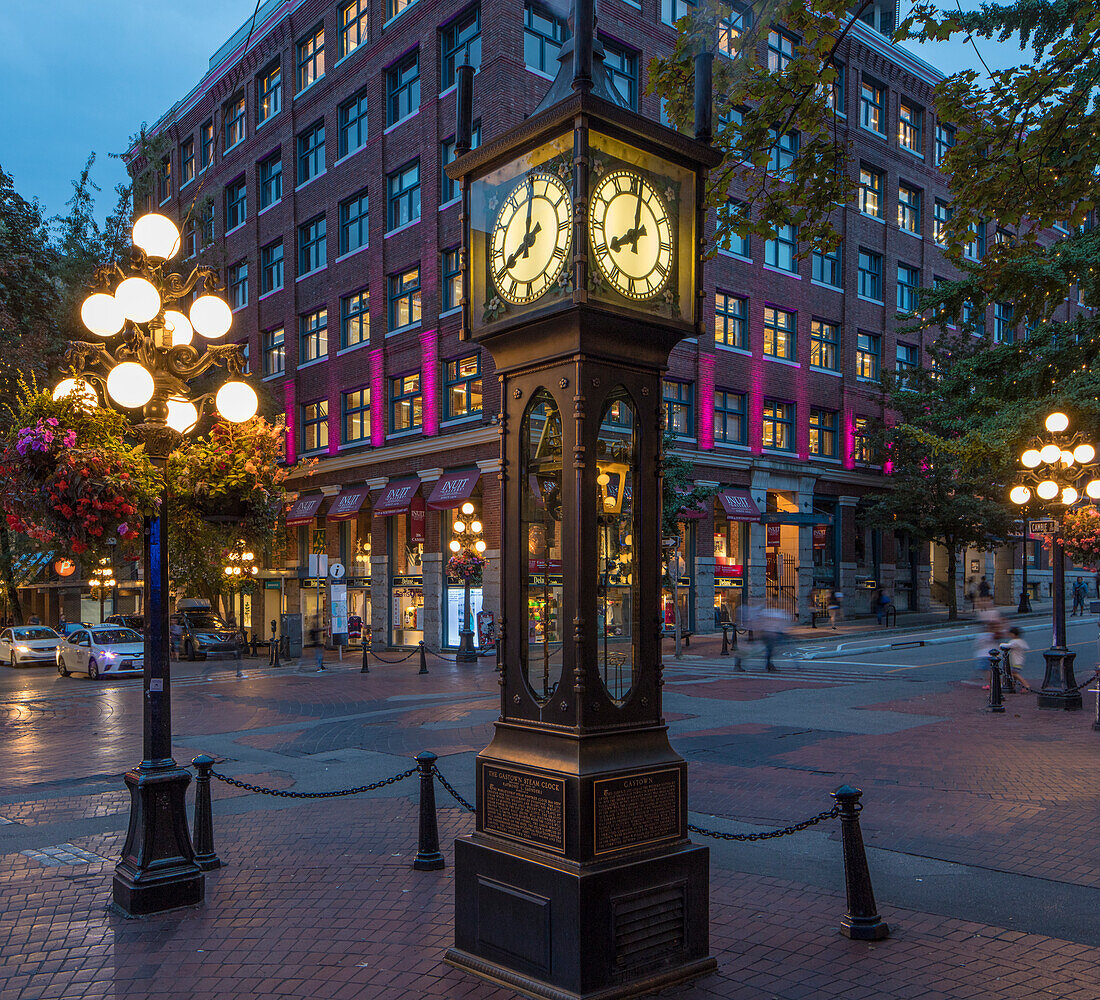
xmin=1087 ymin=480 xmax=1100 ymax=499
xmin=215 ymin=381 xmax=257 ymax=422
xmin=461 ymin=502 xmax=475 ymax=516
xmin=190 ymin=295 xmax=233 ymax=338
xmin=1036 ymin=480 xmax=1059 ymax=500
xmin=450 ymin=539 xmax=461 ymax=553
xmin=132 ymin=214 xmax=181 ymax=260
xmin=1040 ymin=444 xmax=1062 ymax=465
xmin=115 ymin=277 xmax=162 ymax=323
xmin=1009 ymin=486 xmax=1031 ymax=505
xmin=81 ymin=293 xmax=125 ymax=337
xmin=1074 ymin=444 xmax=1095 ymax=464
xmin=1021 ymin=449 xmax=1042 ymax=468
xmin=52 ymin=377 xmax=98 ymax=409
xmin=163 ymin=310 xmax=194 ymax=347
xmin=106 ymin=362 xmax=155 ymax=409
xmin=475 ymin=539 xmax=487 ymax=553
xmin=470 ymin=521 xmax=482 ymax=534
xmin=1045 ymin=412 xmax=1069 ymax=433
xmin=1060 ymin=450 xmax=1075 ymax=466
xmin=454 ymin=521 xmax=466 ymax=534
xmin=166 ymin=396 xmax=199 ymax=434
xmin=1061 ymin=486 xmax=1078 ymax=505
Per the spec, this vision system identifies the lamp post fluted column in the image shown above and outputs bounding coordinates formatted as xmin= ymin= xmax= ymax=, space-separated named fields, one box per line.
xmin=450 ymin=502 xmax=484 ymax=663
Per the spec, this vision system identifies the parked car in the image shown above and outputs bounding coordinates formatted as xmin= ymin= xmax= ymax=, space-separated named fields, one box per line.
xmin=103 ymin=613 xmax=145 ymax=633
xmin=59 ymin=622 xmax=94 ymax=638
xmin=170 ymin=609 xmax=245 ymax=660
xmin=56 ymin=626 xmax=144 ymax=679
xmin=0 ymin=626 xmax=61 ymax=668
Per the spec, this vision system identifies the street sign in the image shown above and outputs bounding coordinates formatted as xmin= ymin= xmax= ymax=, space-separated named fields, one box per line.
xmin=1029 ymin=519 xmax=1058 ymax=534
xmin=328 ymin=562 xmax=346 ymax=580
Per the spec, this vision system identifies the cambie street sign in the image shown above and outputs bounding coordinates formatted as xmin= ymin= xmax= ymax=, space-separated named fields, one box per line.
xmin=1030 ymin=519 xmax=1059 ymax=535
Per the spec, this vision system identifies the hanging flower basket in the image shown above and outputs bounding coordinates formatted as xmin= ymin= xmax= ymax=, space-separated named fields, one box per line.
xmin=448 ymin=549 xmax=485 ymax=582
xmin=1055 ymin=507 xmax=1100 ymax=566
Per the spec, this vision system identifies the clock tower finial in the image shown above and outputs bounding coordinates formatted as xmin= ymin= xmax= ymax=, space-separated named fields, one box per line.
xmin=532 ymin=0 xmax=626 ymax=113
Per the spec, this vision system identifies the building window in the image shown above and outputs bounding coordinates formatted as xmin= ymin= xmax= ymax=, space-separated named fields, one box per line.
xmin=387 ymin=161 xmax=421 ymax=232
xmin=298 ymin=214 xmax=326 ymax=275
xmin=602 ymin=39 xmax=637 ymax=109
xmin=391 ymin=373 xmax=423 ymax=432
xmin=200 ymin=203 xmax=215 ymax=247
xmin=934 ymin=122 xmax=955 ymax=167
xmin=259 ymin=151 xmax=282 ymax=209
xmin=180 ymin=138 xmax=195 ymax=186
xmin=663 ymin=380 xmax=694 ymax=438
xmin=225 ymin=177 xmax=247 ymax=230
xmin=260 ymin=241 xmax=283 ymax=294
xmin=525 ymin=2 xmax=569 ymax=75
xmin=963 ymin=300 xmax=986 ymax=337
xmin=297 ymin=120 xmax=325 ymax=184
xmin=297 ymin=24 xmax=325 ymax=92
xmin=262 ymin=326 xmax=285 ymax=376
xmin=718 ymin=199 xmax=750 ymax=257
xmin=897 ymin=264 xmax=920 ymax=313
xmin=662 ymin=0 xmax=697 ymax=26
xmin=717 ymin=6 xmax=750 ymax=57
xmin=335 ymin=386 xmax=370 ymax=446
xmin=387 ymin=51 xmax=421 ymax=126
xmin=762 ymin=400 xmax=794 ymax=451
xmin=441 ymin=122 xmax=481 ymax=203
xmin=812 ymin=244 xmax=842 ymax=287
xmin=339 ymin=189 xmax=369 ymax=255
xmin=810 ymin=319 xmax=839 ymax=370
xmin=442 ymin=6 xmax=482 ymax=90
xmin=258 ymin=62 xmax=282 ymax=124
xmin=857 ymin=249 xmax=882 ymax=301
xmin=340 ymin=0 xmax=368 ymax=58
xmin=158 ymin=156 xmax=172 ymax=203
xmin=300 ymin=307 xmax=328 ymax=363
xmin=898 ymin=183 xmax=921 ymax=234
xmin=858 ymin=164 xmax=884 ymax=218
xmin=767 ymin=28 xmax=797 ymax=72
xmin=386 ymin=0 xmax=418 ymax=20
xmin=964 ymin=222 xmax=985 ymax=261
xmin=808 ymin=408 xmax=837 ymax=457
xmin=860 ymin=78 xmax=885 ymax=133
xmin=768 ymin=129 xmax=799 ymax=178
xmin=933 ymin=199 xmax=952 ymax=245
xmin=338 ymin=87 xmax=368 ymax=158
xmin=445 ymin=355 xmax=482 ymax=419
xmin=341 ymin=290 xmax=369 ymax=349
xmin=302 ymin=400 xmax=329 ymax=452
xmin=856 ymin=332 xmax=880 ymax=380
xmin=898 ymin=99 xmax=922 ymax=154
xmin=200 ymin=120 xmax=214 ymax=170
xmin=822 ymin=61 xmax=845 ymax=113
xmin=763 ymin=305 xmax=796 ymax=360
xmin=765 ymin=223 xmax=798 ymax=272
xmin=442 ymin=248 xmax=462 ymax=312
xmin=896 ymin=342 xmax=919 ymax=386
xmin=229 ymin=260 xmax=248 ymax=309
xmin=714 ymin=390 xmax=746 ymax=445
xmin=388 ymin=266 xmax=422 ymax=330
xmin=224 ymin=93 xmax=245 ymax=150
xmin=715 ymin=291 xmax=746 ymax=349
xmin=994 ymin=301 xmax=1014 ymax=344
xmin=853 ymin=417 xmax=873 ymax=464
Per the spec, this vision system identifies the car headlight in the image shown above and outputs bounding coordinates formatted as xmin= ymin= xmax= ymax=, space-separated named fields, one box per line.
xmin=100 ymin=651 xmax=117 ymax=660
xmin=14 ymin=645 xmax=29 ymax=653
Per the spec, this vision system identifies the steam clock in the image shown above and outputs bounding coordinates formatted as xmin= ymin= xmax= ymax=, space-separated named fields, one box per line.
xmin=445 ymin=3 xmax=721 ymax=996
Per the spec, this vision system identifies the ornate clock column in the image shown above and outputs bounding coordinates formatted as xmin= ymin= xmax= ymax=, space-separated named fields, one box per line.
xmin=444 ymin=4 xmax=720 ymax=997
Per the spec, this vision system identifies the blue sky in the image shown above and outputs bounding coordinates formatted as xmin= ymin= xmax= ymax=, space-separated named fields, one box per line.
xmin=0 ymin=1 xmax=1032 ymax=226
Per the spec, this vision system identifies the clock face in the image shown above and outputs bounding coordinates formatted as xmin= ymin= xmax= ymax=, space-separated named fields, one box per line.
xmin=589 ymin=169 xmax=674 ymax=301
xmin=491 ymin=171 xmax=573 ymax=305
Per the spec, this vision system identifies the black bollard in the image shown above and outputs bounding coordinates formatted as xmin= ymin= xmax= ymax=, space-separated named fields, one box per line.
xmin=720 ymin=626 xmax=729 ymax=657
xmin=999 ymin=642 xmax=1015 ymax=694
xmin=413 ymin=751 xmax=445 ymax=871
xmin=988 ymin=647 xmax=1005 ymax=713
xmin=831 ymin=785 xmax=888 ymax=940
xmin=419 ymin=640 xmax=429 ymax=675
xmin=191 ymin=754 xmax=222 ymax=871
xmin=361 ymin=637 xmax=370 ymax=673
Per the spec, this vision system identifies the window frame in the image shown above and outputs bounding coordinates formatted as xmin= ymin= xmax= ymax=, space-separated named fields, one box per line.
xmin=764 ymin=223 xmax=798 ymax=272
xmin=390 ymin=372 xmax=424 ymax=432
xmin=339 ymin=0 xmax=369 ymax=59
xmin=441 ymin=6 xmax=482 ymax=91
xmin=897 ymin=182 xmax=922 ymax=235
xmin=259 ymin=151 xmax=283 ymax=209
xmin=386 ymin=160 xmax=421 ymax=232
xmin=297 ymin=120 xmax=326 ymax=185
xmin=296 ymin=24 xmax=325 ymax=93
xmin=767 ymin=28 xmax=797 ymax=73
xmin=715 ymin=291 xmax=747 ymax=349
xmin=258 ymin=61 xmax=282 ymax=125
xmin=811 ymin=244 xmax=842 ymax=287
xmin=763 ymin=305 xmax=796 ymax=361
xmin=341 ymin=289 xmax=370 ymax=350
xmin=225 ymin=176 xmax=247 ymax=231
xmin=524 ymin=1 xmax=569 ymax=75
xmin=338 ymin=87 xmax=369 ymax=158
xmin=601 ymin=37 xmax=638 ymax=109
xmin=228 ymin=259 xmax=248 ymax=309
xmin=260 ymin=241 xmax=284 ymax=295
xmin=441 ymin=122 xmax=481 ymax=204
xmin=298 ymin=213 xmax=327 ymax=276
xmin=809 ymin=319 xmax=839 ymax=370
xmin=762 ymin=399 xmax=795 ymax=452
xmin=262 ymin=326 xmax=285 ymax=376
xmin=299 ymin=307 xmax=329 ymax=364
xmin=444 ymin=354 xmax=483 ymax=421
xmin=896 ymin=264 xmax=920 ymax=313
xmin=343 ymin=385 xmax=371 ymax=444
xmin=388 ymin=266 xmax=422 ymax=331
xmin=808 ymin=408 xmax=838 ymax=457
xmin=858 ymin=163 xmax=884 ymax=218
xmin=386 ymin=50 xmax=421 ymax=127
xmin=442 ymin=247 xmax=462 ymax=313
xmin=857 ymin=249 xmax=883 ymax=302
xmin=860 ymin=77 xmax=885 ymax=134
xmin=662 ymin=379 xmax=694 ymax=439
xmin=224 ymin=92 xmax=246 ymax=150
xmin=898 ymin=99 xmax=922 ymax=155
xmin=180 ymin=138 xmax=195 ymax=187
xmin=339 ymin=188 xmax=370 ymax=256
xmin=934 ymin=122 xmax=956 ymax=167
xmin=200 ymin=120 xmax=214 ymax=171
xmin=856 ymin=331 xmax=881 ymax=381
xmin=714 ymin=389 xmax=746 ymax=445
xmin=301 ymin=399 xmax=329 ymax=453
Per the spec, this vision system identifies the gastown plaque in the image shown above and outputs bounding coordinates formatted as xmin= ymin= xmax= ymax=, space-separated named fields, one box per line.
xmin=482 ymin=764 xmax=566 ymax=853
xmin=594 ymin=768 xmax=681 ymax=855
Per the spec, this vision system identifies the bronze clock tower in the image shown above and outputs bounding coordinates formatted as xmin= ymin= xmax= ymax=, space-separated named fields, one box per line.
xmin=445 ymin=3 xmax=720 ymax=996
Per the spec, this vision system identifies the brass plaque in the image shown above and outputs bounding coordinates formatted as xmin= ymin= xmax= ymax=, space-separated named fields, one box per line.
xmin=594 ymin=768 xmax=681 ymax=855
xmin=482 ymin=764 xmax=566 ymax=854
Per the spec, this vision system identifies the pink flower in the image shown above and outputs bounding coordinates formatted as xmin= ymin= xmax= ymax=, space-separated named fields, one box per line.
xmin=117 ymin=522 xmax=129 ymax=535
xmin=45 ymin=418 xmax=58 ymax=427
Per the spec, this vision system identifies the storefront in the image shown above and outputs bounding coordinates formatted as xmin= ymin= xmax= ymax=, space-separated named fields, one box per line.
xmin=811 ymin=496 xmax=839 ymax=612
xmin=764 ymin=491 xmax=801 ymax=617
xmin=286 ymin=494 xmax=325 ymax=640
xmin=663 ymin=512 xmax=698 ymax=633
xmin=713 ymin=488 xmax=758 ymax=626
xmin=428 ymin=469 xmax=483 ymax=649
xmin=329 ymin=486 xmax=372 ymax=645
xmin=375 ymin=478 xmax=424 ymax=647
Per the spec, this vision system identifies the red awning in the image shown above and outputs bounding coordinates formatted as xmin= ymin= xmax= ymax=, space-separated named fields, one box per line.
xmin=718 ymin=489 xmax=761 ymax=522
xmin=427 ymin=469 xmax=480 ymax=509
xmin=326 ymin=487 xmax=370 ymax=521
xmin=286 ymin=494 xmax=324 ymax=526
xmin=373 ymin=477 xmax=421 ymax=516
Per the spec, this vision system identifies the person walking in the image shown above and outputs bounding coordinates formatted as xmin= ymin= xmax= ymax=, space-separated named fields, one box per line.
xmin=1003 ymin=626 xmax=1032 ymax=692
xmin=977 ymin=576 xmax=992 ymax=610
xmin=874 ymin=587 xmax=893 ymax=625
xmin=827 ymin=588 xmax=843 ymax=628
xmin=973 ymin=614 xmax=1002 ymax=686
xmin=1071 ymin=576 xmax=1088 ymax=616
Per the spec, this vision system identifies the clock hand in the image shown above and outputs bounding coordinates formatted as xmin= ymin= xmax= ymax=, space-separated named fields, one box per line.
xmin=631 ymin=183 xmax=643 ymax=252
xmin=504 ymin=221 xmax=543 ymax=271
xmin=522 ymin=175 xmax=535 ymax=259
xmin=610 ymin=223 xmax=647 ymax=253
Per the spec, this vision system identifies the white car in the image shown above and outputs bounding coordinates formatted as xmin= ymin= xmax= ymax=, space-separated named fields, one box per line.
xmin=56 ymin=626 xmax=144 ymax=680
xmin=0 ymin=626 xmax=61 ymax=668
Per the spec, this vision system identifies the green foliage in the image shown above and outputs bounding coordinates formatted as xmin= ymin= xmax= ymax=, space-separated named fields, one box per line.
xmin=661 ymin=428 xmax=715 ymax=537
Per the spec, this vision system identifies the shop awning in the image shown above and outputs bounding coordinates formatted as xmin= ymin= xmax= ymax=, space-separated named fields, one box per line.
xmin=286 ymin=494 xmax=324 ymax=526
xmin=326 ymin=487 xmax=370 ymax=521
xmin=673 ymin=490 xmax=707 ymax=519
xmin=427 ymin=469 xmax=480 ymax=509
xmin=374 ymin=477 xmax=421 ymax=516
xmin=717 ymin=489 xmax=761 ymax=522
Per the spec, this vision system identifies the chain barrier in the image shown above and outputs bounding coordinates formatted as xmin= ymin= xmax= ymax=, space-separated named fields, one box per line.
xmin=208 ymin=765 xmax=417 ymax=798
xmin=688 ymin=804 xmax=841 ymax=842
xmin=364 ymin=647 xmax=422 ymax=665
xmin=433 ymin=764 xmax=476 ymax=812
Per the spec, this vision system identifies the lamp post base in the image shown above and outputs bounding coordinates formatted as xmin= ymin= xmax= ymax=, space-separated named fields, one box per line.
xmin=1017 ymin=591 xmax=1031 ymax=614
xmin=456 ymin=629 xmax=479 ymax=663
xmin=1037 ymin=647 xmax=1083 ymax=710
xmin=112 ymin=763 xmax=204 ymax=917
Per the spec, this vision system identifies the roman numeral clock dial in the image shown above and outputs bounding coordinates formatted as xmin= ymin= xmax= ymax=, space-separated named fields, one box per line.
xmin=588 ymin=169 xmax=674 ymax=301
xmin=490 ymin=171 xmax=573 ymax=306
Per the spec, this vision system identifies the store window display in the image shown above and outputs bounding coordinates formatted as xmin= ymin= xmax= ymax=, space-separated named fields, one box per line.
xmin=390 ymin=511 xmax=424 ymax=646
xmin=714 ymin=512 xmax=746 ymax=626
xmin=444 ymin=499 xmax=484 ymax=648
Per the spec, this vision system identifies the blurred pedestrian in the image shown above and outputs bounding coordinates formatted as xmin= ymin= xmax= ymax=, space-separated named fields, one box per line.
xmin=973 ymin=613 xmax=1002 ymax=685
xmin=827 ymin=588 xmax=843 ymax=628
xmin=1003 ymin=626 xmax=1032 ymax=692
xmin=977 ymin=576 xmax=992 ymax=611
xmin=1071 ymin=576 xmax=1088 ymax=616
xmin=874 ymin=587 xmax=893 ymax=625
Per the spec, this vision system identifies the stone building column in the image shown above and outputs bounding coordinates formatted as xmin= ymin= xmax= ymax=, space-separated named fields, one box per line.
xmin=418 ymin=469 xmax=444 ymax=652
xmin=695 ymin=481 xmax=719 ymax=633
xmin=838 ymin=496 xmax=859 ymax=619
xmin=795 ymin=475 xmax=817 ymax=624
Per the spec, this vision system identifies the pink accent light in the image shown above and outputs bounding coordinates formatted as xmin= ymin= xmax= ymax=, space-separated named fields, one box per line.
xmin=843 ymin=409 xmax=856 ymax=470
xmin=749 ymin=356 xmax=765 ymax=455
xmin=371 ymin=349 xmax=385 ymax=447
xmin=283 ymin=381 xmax=297 ymax=465
xmin=420 ymin=328 xmax=439 ymax=436
xmin=698 ymin=354 xmax=715 ymax=450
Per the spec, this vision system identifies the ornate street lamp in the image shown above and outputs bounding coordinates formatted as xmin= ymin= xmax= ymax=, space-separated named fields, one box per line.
xmin=1009 ymin=411 xmax=1100 ymax=709
xmin=89 ymin=558 xmax=116 ymax=623
xmin=223 ymin=542 xmax=258 ymax=636
xmin=55 ymin=212 xmax=257 ymax=916
xmin=449 ymin=501 xmax=485 ymax=663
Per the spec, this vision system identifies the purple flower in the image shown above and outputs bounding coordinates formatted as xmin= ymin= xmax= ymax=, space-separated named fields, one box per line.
xmin=45 ymin=418 xmax=58 ymax=427
xmin=63 ymin=431 xmax=76 ymax=447
xmin=117 ymin=522 xmax=129 ymax=536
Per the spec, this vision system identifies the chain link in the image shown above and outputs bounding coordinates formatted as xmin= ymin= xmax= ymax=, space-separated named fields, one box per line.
xmin=209 ymin=766 xmax=417 ymax=798
xmin=364 ymin=647 xmax=421 ymax=664
xmin=688 ymin=804 xmax=841 ymax=842
xmin=433 ymin=765 xmax=475 ymax=812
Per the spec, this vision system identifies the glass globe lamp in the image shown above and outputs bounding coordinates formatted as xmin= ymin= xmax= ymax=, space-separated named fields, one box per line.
xmin=475 ymin=540 xmax=487 ymax=553
xmin=115 ymin=277 xmax=162 ymax=323
xmin=1009 ymin=486 xmax=1031 ymax=505
xmin=215 ymin=381 xmax=258 ymax=423
xmin=81 ymin=293 xmax=125 ymax=337
xmin=1045 ymin=412 xmax=1069 ymax=433
xmin=1073 ymin=444 xmax=1095 ymax=464
xmin=471 ymin=521 xmax=482 ymax=534
xmin=1040 ymin=444 xmax=1062 ymax=465
xmin=163 ymin=310 xmax=194 ymax=347
xmin=1061 ymin=487 xmax=1078 ymax=505
xmin=190 ymin=296 xmax=233 ymax=338
xmin=1086 ymin=480 xmax=1100 ymax=500
xmin=454 ymin=521 xmax=466 ymax=534
xmin=461 ymin=502 xmax=475 ymax=516
xmin=132 ymin=214 xmax=181 ymax=261
xmin=450 ymin=540 xmax=461 ymax=553
xmin=1021 ymin=449 xmax=1042 ymax=468
xmin=106 ymin=362 xmax=155 ymax=409
xmin=52 ymin=377 xmax=99 ymax=409
xmin=1036 ymin=480 xmax=1059 ymax=500
xmin=166 ymin=397 xmax=199 ymax=434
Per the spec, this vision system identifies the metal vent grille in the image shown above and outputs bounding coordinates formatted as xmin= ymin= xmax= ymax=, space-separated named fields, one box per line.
xmin=612 ymin=885 xmax=685 ymax=971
